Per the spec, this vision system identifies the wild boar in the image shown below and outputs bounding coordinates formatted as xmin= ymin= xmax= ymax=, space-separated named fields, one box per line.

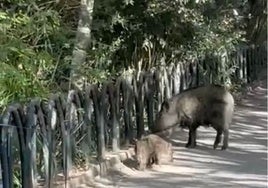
xmin=134 ymin=134 xmax=173 ymax=170
xmin=134 ymin=137 xmax=155 ymax=170
xmin=152 ymin=85 xmax=234 ymax=150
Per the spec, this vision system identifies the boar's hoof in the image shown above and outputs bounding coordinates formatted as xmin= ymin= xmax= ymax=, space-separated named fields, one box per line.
xmin=185 ymin=143 xmax=196 ymax=148
xmin=221 ymin=145 xmax=228 ymax=150
xmin=138 ymin=165 xmax=146 ymax=171
xmin=186 ymin=141 xmax=197 ymax=148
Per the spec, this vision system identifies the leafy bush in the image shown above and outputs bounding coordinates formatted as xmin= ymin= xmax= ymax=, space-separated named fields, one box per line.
xmin=90 ymin=0 xmax=247 ymax=84
xmin=0 ymin=1 xmax=73 ymax=109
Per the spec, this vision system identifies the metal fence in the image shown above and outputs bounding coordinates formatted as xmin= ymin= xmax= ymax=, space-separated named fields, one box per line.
xmin=0 ymin=43 xmax=266 ymax=188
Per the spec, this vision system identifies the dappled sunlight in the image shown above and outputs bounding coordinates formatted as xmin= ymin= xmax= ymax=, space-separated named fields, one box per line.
xmin=151 ymin=165 xmax=213 ymax=174
xmin=209 ymin=172 xmax=267 ymax=188
xmin=230 ymin=143 xmax=267 ymax=153
xmin=173 ymin=156 xmax=240 ymax=166
xmin=109 ymin=77 xmax=268 ymax=188
xmin=247 ymin=111 xmax=268 ymax=116
xmin=231 ymin=180 xmax=267 ymax=188
xmin=210 ymin=172 xmax=267 ymax=181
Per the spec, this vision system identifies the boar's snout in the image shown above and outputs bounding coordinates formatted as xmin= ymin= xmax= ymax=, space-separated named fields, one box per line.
xmin=136 ymin=154 xmax=142 ymax=163
xmin=154 ymin=111 xmax=180 ymax=133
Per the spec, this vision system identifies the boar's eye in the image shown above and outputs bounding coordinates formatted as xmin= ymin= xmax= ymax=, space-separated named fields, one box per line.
xmin=161 ymin=100 xmax=170 ymax=112
xmin=156 ymin=112 xmax=162 ymax=118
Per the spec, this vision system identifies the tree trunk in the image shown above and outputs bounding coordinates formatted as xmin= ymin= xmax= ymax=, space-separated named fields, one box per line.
xmin=246 ymin=0 xmax=267 ymax=45
xmin=70 ymin=0 xmax=95 ymax=89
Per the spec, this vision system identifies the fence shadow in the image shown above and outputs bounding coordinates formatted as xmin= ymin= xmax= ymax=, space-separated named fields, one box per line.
xmin=109 ymin=74 xmax=267 ymax=188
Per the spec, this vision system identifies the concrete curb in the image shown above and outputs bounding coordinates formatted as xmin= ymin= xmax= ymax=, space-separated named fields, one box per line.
xmin=51 ymin=148 xmax=135 ymax=188
xmin=95 ymin=148 xmax=136 ymax=177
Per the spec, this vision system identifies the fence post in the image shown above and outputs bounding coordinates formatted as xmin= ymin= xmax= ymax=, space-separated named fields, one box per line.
xmin=100 ymin=84 xmax=110 ymax=147
xmin=0 ymin=112 xmax=14 ymax=188
xmin=212 ymin=54 xmax=217 ymax=84
xmin=38 ymin=101 xmax=49 ymax=187
xmin=122 ymin=80 xmax=129 ymax=144
xmin=162 ymin=66 xmax=171 ymax=99
xmin=172 ymin=63 xmax=181 ymax=94
xmin=153 ymin=70 xmax=162 ymax=112
xmin=196 ymin=60 xmax=201 ymax=86
xmin=8 ymin=105 xmax=30 ymax=188
xmin=247 ymin=47 xmax=252 ymax=82
xmin=106 ymin=83 xmax=119 ymax=152
xmin=189 ymin=60 xmax=198 ymax=87
xmin=167 ymin=64 xmax=174 ymax=95
xmin=254 ymin=46 xmax=257 ymax=78
xmin=250 ymin=46 xmax=253 ymax=81
xmin=261 ymin=43 xmax=266 ymax=66
xmin=25 ymin=100 xmax=40 ymax=188
xmin=126 ymin=75 xmax=135 ymax=144
xmin=47 ymin=97 xmax=58 ymax=188
xmin=115 ymin=80 xmax=123 ymax=149
xmin=179 ymin=63 xmax=186 ymax=91
xmin=185 ymin=62 xmax=192 ymax=88
xmin=84 ymin=86 xmax=97 ymax=155
xmin=199 ymin=59 xmax=205 ymax=85
xmin=144 ymin=73 xmax=155 ymax=131
xmin=135 ymin=72 xmax=145 ymax=139
xmin=237 ymin=48 xmax=241 ymax=80
xmin=255 ymin=45 xmax=259 ymax=73
xmin=65 ymin=91 xmax=80 ymax=181
xmin=91 ymin=86 xmax=105 ymax=161
xmin=242 ymin=48 xmax=248 ymax=83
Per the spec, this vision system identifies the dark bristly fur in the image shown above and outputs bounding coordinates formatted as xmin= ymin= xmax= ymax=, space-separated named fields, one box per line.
xmin=134 ymin=134 xmax=173 ymax=170
xmin=153 ymin=85 xmax=234 ymax=150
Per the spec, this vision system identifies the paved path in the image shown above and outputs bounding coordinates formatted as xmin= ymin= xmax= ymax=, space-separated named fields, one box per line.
xmin=105 ymin=74 xmax=267 ymax=188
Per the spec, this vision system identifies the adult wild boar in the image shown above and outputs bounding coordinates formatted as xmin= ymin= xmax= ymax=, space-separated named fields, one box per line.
xmin=152 ymin=85 xmax=234 ymax=150
xmin=134 ymin=134 xmax=173 ymax=170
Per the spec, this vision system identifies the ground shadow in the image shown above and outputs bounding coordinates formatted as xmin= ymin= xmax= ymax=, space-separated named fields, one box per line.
xmin=107 ymin=75 xmax=268 ymax=188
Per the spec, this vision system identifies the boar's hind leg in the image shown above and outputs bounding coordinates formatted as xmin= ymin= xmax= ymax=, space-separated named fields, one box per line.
xmin=221 ymin=129 xmax=229 ymax=150
xmin=213 ymin=129 xmax=223 ymax=149
xmin=186 ymin=126 xmax=198 ymax=148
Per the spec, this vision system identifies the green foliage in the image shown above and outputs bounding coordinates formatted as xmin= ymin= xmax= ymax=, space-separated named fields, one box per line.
xmin=0 ymin=0 xmax=257 ymax=107
xmin=0 ymin=0 xmax=74 ymax=109
xmin=0 ymin=0 xmax=264 ymax=106
xmin=90 ymin=0 xmax=247 ymax=80
xmin=0 ymin=63 xmax=47 ymax=107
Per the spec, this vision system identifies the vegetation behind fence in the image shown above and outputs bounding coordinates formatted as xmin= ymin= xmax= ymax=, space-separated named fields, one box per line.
xmin=0 ymin=44 xmax=267 ymax=188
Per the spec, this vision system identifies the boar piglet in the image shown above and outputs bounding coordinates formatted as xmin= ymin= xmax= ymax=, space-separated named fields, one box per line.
xmin=134 ymin=134 xmax=173 ymax=170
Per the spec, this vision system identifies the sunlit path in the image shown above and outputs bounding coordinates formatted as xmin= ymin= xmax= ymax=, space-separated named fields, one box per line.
xmin=108 ymin=74 xmax=267 ymax=188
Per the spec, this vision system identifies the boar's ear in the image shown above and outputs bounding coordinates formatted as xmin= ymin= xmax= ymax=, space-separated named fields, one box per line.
xmin=132 ymin=138 xmax=138 ymax=144
xmin=161 ymin=100 xmax=170 ymax=112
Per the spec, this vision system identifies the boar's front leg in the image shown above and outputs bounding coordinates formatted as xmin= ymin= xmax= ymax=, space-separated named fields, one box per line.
xmin=138 ymin=161 xmax=146 ymax=170
xmin=147 ymin=152 xmax=156 ymax=167
xmin=213 ymin=124 xmax=229 ymax=150
xmin=186 ymin=125 xmax=198 ymax=148
xmin=213 ymin=129 xmax=223 ymax=149
xmin=221 ymin=129 xmax=229 ymax=150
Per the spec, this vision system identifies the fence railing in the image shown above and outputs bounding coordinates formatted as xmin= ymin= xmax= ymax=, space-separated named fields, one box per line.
xmin=0 ymin=43 xmax=266 ymax=188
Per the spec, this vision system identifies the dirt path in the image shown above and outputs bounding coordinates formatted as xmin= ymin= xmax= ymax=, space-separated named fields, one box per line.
xmin=105 ymin=74 xmax=267 ymax=188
